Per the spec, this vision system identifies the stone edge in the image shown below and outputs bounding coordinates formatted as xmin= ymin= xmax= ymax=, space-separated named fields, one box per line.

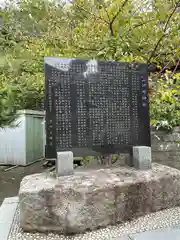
xmin=0 ymin=197 xmax=18 ymax=240
xmin=112 ymin=236 xmax=132 ymax=239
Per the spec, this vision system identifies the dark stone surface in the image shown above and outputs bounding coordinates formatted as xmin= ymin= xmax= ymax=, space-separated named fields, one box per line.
xmin=44 ymin=57 xmax=150 ymax=158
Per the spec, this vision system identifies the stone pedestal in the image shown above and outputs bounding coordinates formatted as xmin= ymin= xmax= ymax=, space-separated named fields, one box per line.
xmin=133 ymin=146 xmax=152 ymax=170
xmin=19 ymin=164 xmax=180 ymax=234
xmin=56 ymin=151 xmax=74 ymax=176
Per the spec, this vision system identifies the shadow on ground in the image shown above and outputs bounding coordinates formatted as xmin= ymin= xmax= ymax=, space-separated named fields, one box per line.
xmin=0 ymin=161 xmax=45 ymax=205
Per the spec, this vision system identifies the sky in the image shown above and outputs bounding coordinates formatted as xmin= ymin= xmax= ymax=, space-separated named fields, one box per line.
xmin=0 ymin=0 xmax=14 ymax=8
xmin=0 ymin=0 xmax=5 ymax=7
xmin=0 ymin=0 xmax=154 ymax=12
xmin=0 ymin=0 xmax=68 ymax=8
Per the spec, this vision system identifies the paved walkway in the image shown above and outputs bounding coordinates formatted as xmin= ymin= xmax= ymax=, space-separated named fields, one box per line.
xmin=0 ymin=197 xmax=18 ymax=240
xmin=115 ymin=227 xmax=180 ymax=239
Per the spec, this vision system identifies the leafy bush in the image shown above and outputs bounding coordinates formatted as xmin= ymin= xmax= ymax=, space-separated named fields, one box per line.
xmin=150 ymin=71 xmax=180 ymax=130
xmin=0 ymin=56 xmax=44 ymax=128
xmin=0 ymin=85 xmax=18 ymax=128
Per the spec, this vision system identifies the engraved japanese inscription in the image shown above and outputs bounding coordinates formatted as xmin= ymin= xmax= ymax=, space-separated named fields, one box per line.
xmin=44 ymin=57 xmax=150 ymax=158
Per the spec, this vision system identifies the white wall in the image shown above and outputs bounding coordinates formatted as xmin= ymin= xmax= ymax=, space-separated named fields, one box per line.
xmin=0 ymin=115 xmax=26 ymax=165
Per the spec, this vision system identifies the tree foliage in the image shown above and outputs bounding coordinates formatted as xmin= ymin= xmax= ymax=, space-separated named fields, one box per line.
xmin=150 ymin=71 xmax=180 ymax=129
xmin=0 ymin=0 xmax=180 ymax=128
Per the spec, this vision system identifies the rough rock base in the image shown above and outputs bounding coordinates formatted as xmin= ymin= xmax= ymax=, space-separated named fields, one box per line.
xmin=19 ymin=163 xmax=180 ymax=235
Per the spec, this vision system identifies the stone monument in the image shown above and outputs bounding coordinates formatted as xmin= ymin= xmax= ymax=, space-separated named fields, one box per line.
xmin=44 ymin=57 xmax=151 ymax=171
xmin=18 ymin=58 xmax=180 ymax=235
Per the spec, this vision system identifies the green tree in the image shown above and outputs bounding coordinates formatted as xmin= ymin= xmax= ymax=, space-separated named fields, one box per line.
xmin=0 ymin=0 xmax=179 ymax=127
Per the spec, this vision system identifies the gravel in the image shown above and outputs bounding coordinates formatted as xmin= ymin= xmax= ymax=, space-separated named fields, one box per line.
xmin=8 ymin=205 xmax=180 ymax=240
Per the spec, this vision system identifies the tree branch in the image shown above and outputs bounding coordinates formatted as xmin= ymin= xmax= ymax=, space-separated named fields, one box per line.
xmin=173 ymin=58 xmax=180 ymax=74
xmin=101 ymin=2 xmax=111 ymax=23
xmin=71 ymin=43 xmax=105 ymax=52
xmin=109 ymin=0 xmax=129 ymax=36
xmin=69 ymin=1 xmax=109 ymax=24
xmin=147 ymin=1 xmax=180 ymax=63
xmin=112 ymin=0 xmax=129 ymax=24
xmin=107 ymin=0 xmax=129 ymax=59
xmin=122 ymin=18 xmax=155 ymax=37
